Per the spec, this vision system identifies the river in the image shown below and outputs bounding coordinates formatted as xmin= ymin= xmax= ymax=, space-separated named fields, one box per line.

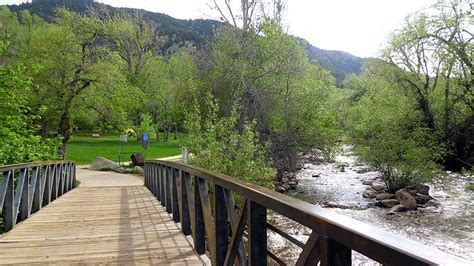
xmin=268 ymin=145 xmax=473 ymax=264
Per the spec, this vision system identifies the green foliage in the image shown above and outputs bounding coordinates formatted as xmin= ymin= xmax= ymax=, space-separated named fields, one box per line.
xmin=0 ymin=41 xmax=58 ymax=165
xmin=467 ymin=184 xmax=474 ymax=192
xmin=183 ymin=93 xmax=275 ymax=187
xmin=138 ymin=114 xmax=154 ymax=139
xmin=346 ymin=62 xmax=444 ymax=191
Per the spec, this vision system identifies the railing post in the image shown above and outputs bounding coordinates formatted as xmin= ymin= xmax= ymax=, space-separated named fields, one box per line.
xmin=151 ymin=164 xmax=156 ymax=197
xmin=58 ymin=163 xmax=64 ymax=197
xmin=214 ymin=185 xmax=229 ymax=265
xmin=167 ymin=166 xmax=173 ymax=213
xmin=144 ymin=163 xmax=147 ymax=187
xmin=172 ymin=168 xmax=180 ymax=222
xmin=178 ymin=170 xmax=191 ymax=235
xmin=160 ymin=165 xmax=166 ymax=207
xmin=2 ymin=171 xmax=14 ymax=231
xmin=18 ymin=168 xmax=29 ymax=223
xmin=51 ymin=164 xmax=58 ymax=201
xmin=320 ymin=235 xmax=351 ymax=266
xmin=192 ymin=175 xmax=206 ymax=254
xmin=43 ymin=165 xmax=51 ymax=206
xmin=248 ymin=200 xmax=267 ymax=266
xmin=32 ymin=166 xmax=42 ymax=213
xmin=156 ymin=164 xmax=161 ymax=199
xmin=72 ymin=163 xmax=76 ymax=189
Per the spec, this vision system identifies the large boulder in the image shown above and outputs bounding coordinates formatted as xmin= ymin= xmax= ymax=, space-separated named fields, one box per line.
xmin=90 ymin=157 xmax=124 ymax=173
xmin=395 ymin=189 xmax=418 ymax=210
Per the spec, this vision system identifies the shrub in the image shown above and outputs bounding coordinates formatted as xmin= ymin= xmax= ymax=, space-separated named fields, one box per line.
xmin=183 ymin=92 xmax=275 ymax=188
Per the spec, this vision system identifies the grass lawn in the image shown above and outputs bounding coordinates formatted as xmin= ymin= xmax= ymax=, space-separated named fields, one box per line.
xmin=67 ymin=134 xmax=183 ymax=165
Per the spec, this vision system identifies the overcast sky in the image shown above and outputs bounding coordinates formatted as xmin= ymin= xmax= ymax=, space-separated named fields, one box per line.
xmin=2 ymin=0 xmax=435 ymax=57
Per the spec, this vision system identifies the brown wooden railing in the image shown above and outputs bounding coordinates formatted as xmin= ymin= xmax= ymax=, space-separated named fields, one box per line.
xmin=145 ymin=160 xmax=468 ymax=265
xmin=0 ymin=161 xmax=76 ymax=232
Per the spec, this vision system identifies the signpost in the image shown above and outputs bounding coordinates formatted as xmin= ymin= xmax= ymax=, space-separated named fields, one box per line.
xmin=119 ymin=134 xmax=128 ymax=166
xmin=142 ymin=132 xmax=149 ymax=160
xmin=182 ymin=147 xmax=189 ymax=165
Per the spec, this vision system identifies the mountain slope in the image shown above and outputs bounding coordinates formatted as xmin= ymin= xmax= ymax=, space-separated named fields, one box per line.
xmin=8 ymin=0 xmax=364 ymax=84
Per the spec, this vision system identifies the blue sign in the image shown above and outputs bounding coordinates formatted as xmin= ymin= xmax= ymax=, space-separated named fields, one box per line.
xmin=143 ymin=132 xmax=149 ymax=142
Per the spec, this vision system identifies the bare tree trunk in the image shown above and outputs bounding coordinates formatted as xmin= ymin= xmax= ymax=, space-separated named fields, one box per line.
xmin=59 ymin=111 xmax=72 ymax=159
xmin=164 ymin=125 xmax=170 ymax=142
xmin=156 ymin=130 xmax=160 ymax=142
xmin=174 ymin=124 xmax=178 ymax=140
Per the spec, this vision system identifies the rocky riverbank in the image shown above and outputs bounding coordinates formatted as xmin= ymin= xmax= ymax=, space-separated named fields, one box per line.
xmin=268 ymin=145 xmax=473 ymax=263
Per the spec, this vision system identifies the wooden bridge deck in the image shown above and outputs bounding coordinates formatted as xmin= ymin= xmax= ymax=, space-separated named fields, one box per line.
xmin=0 ymin=168 xmax=204 ymax=265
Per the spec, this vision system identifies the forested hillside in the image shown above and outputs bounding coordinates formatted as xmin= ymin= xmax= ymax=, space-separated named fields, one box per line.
xmin=8 ymin=0 xmax=364 ymax=84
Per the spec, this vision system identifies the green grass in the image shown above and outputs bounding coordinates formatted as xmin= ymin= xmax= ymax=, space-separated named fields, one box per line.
xmin=467 ymin=184 xmax=474 ymax=192
xmin=67 ymin=134 xmax=183 ymax=164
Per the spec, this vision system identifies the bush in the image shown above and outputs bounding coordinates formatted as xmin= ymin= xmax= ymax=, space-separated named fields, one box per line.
xmin=183 ymin=93 xmax=275 ymax=188
xmin=347 ymin=71 xmax=443 ymax=192
xmin=0 ymin=47 xmax=58 ymax=165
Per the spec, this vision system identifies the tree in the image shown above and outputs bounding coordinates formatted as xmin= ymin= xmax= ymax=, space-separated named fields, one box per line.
xmin=19 ymin=8 xmax=114 ymax=156
xmin=207 ymin=9 xmax=341 ymax=175
xmin=346 ymin=60 xmax=444 ymax=191
xmin=383 ymin=0 xmax=473 ymax=169
xmin=0 ymin=39 xmax=58 ymax=164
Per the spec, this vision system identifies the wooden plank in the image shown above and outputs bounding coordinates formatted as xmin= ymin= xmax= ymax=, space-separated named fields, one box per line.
xmin=0 ymin=170 xmax=204 ymax=265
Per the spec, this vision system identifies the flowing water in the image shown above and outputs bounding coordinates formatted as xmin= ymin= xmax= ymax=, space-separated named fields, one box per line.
xmin=268 ymin=145 xmax=474 ymax=264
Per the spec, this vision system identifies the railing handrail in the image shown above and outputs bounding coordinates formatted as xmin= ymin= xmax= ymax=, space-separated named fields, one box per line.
xmin=0 ymin=160 xmax=74 ymax=172
xmin=148 ymin=159 xmax=468 ymax=265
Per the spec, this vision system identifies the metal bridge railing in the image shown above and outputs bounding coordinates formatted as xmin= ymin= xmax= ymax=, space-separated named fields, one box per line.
xmin=145 ymin=160 xmax=468 ymax=266
xmin=0 ymin=161 xmax=76 ymax=232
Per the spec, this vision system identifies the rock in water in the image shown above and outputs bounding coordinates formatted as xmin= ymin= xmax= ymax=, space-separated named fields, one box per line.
xmin=362 ymin=180 xmax=374 ymax=186
xmin=371 ymin=182 xmax=386 ymax=191
xmin=362 ymin=189 xmax=376 ymax=198
xmin=288 ymin=180 xmax=298 ymax=190
xmin=276 ymin=186 xmax=286 ymax=193
xmin=395 ymin=189 xmax=418 ymax=210
xmin=414 ymin=193 xmax=431 ymax=204
xmin=376 ymin=192 xmax=394 ymax=200
xmin=89 ymin=157 xmax=124 ymax=173
xmin=381 ymin=199 xmax=400 ymax=208
xmin=415 ymin=184 xmax=430 ymax=195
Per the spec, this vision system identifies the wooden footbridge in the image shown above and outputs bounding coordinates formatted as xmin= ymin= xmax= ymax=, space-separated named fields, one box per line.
xmin=0 ymin=161 xmax=469 ymax=265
